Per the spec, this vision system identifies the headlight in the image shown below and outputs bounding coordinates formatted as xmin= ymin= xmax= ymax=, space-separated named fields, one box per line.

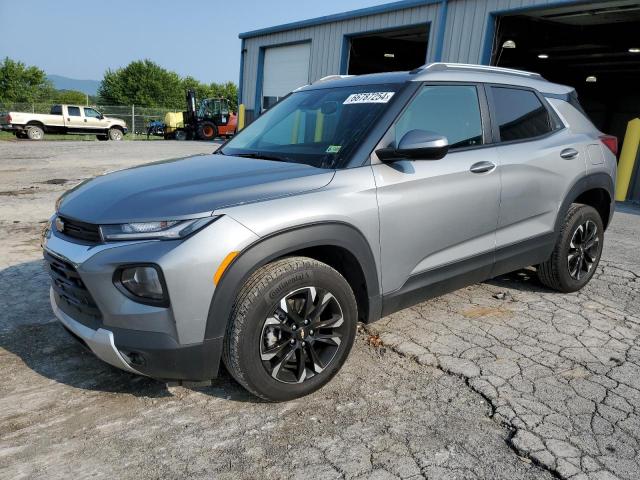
xmin=100 ymin=217 xmax=216 ymax=241
xmin=114 ymin=265 xmax=168 ymax=306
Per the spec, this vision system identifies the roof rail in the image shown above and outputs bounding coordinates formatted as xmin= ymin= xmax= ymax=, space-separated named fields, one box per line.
xmin=411 ymin=63 xmax=544 ymax=80
xmin=312 ymin=74 xmax=353 ymax=84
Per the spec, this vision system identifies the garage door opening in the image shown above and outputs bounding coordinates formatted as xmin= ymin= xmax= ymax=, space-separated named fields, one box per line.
xmin=346 ymin=25 xmax=429 ymax=75
xmin=262 ymin=42 xmax=311 ymax=111
xmin=490 ymin=1 xmax=640 ymax=150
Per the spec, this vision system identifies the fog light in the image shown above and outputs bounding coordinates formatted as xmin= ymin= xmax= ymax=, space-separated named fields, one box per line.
xmin=116 ymin=265 xmax=168 ymax=305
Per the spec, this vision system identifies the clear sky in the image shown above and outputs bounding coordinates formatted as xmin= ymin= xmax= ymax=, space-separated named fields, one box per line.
xmin=0 ymin=0 xmax=391 ymax=84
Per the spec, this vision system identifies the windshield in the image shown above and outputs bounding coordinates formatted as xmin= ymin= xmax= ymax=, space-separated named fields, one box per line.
xmin=221 ymin=83 xmax=403 ymax=169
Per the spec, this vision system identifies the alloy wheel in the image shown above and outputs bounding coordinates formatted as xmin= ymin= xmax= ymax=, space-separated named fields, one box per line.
xmin=260 ymin=286 xmax=345 ymax=384
xmin=567 ymin=219 xmax=599 ymax=280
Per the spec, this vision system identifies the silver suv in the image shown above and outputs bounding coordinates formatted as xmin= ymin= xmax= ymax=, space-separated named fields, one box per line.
xmin=43 ymin=63 xmax=617 ymax=401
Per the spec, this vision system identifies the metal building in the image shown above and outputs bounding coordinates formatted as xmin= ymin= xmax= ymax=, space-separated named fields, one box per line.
xmin=237 ymin=0 xmax=640 ymax=196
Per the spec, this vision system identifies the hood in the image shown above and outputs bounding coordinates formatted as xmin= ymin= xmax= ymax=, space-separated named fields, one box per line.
xmin=57 ymin=154 xmax=335 ymax=224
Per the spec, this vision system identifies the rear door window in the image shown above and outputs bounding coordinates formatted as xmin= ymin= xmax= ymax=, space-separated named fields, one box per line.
xmin=490 ymin=87 xmax=553 ymax=142
xmin=67 ymin=106 xmax=81 ymax=117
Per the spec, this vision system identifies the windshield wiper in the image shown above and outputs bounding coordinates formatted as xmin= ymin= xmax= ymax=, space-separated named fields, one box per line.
xmin=233 ymin=152 xmax=289 ymax=162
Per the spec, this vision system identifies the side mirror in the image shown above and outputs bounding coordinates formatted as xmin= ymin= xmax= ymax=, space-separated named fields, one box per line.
xmin=376 ymin=129 xmax=449 ymax=161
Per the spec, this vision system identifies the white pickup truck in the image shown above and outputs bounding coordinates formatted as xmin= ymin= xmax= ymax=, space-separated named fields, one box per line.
xmin=0 ymin=104 xmax=128 ymax=141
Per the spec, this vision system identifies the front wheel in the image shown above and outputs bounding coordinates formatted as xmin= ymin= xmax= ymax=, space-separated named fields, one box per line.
xmin=197 ymin=121 xmax=217 ymax=141
xmin=108 ymin=128 xmax=123 ymax=141
xmin=223 ymin=257 xmax=358 ymax=402
xmin=537 ymin=204 xmax=604 ymax=292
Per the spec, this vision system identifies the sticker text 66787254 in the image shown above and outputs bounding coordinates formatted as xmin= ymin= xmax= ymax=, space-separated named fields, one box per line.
xmin=343 ymin=92 xmax=395 ymax=105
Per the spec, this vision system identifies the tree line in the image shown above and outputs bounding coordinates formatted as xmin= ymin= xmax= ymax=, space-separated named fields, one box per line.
xmin=0 ymin=57 xmax=238 ymax=111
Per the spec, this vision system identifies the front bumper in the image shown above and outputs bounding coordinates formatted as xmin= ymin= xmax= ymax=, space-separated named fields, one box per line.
xmin=51 ymin=288 xmax=224 ymax=380
xmin=50 ymin=288 xmax=142 ymax=374
xmin=43 ymin=214 xmax=258 ymax=380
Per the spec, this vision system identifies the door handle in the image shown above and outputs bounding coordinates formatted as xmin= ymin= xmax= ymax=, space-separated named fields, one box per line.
xmin=560 ymin=148 xmax=579 ymax=159
xmin=84 ymin=119 xmax=87 ymax=122
xmin=470 ymin=161 xmax=496 ymax=174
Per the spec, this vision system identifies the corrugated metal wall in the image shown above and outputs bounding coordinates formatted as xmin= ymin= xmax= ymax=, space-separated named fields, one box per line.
xmin=240 ymin=0 xmax=579 ymax=111
xmin=241 ymin=3 xmax=440 ymax=111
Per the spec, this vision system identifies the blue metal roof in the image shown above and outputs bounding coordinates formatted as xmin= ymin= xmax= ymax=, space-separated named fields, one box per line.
xmin=238 ymin=0 xmax=441 ymax=39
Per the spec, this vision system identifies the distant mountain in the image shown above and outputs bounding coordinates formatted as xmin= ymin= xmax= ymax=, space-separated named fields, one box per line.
xmin=47 ymin=74 xmax=101 ymax=95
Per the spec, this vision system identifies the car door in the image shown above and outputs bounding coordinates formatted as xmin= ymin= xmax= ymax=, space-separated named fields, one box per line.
xmin=486 ymin=85 xmax=587 ymax=265
xmin=64 ymin=106 xmax=84 ymax=132
xmin=372 ymin=84 xmax=501 ymax=306
xmin=83 ymin=107 xmax=106 ymax=131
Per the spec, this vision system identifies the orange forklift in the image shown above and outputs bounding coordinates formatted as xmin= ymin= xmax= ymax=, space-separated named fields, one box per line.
xmin=164 ymin=89 xmax=237 ymax=141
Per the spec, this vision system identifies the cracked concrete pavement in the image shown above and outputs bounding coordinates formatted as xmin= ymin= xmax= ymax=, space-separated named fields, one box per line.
xmin=0 ymin=141 xmax=638 ymax=479
xmin=369 ymin=210 xmax=640 ymax=480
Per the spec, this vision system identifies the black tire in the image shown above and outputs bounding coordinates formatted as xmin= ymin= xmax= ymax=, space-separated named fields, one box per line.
xmin=223 ymin=256 xmax=358 ymax=402
xmin=97 ymin=134 xmax=108 ymax=141
xmin=108 ymin=127 xmax=123 ymax=141
xmin=174 ymin=129 xmax=187 ymax=141
xmin=26 ymin=125 xmax=44 ymax=140
xmin=537 ymin=204 xmax=604 ymax=292
xmin=197 ymin=121 xmax=218 ymax=141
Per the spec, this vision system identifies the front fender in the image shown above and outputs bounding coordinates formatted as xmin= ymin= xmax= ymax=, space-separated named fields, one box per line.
xmin=204 ymin=222 xmax=381 ymax=340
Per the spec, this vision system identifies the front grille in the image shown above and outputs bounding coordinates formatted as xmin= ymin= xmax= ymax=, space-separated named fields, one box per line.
xmin=44 ymin=250 xmax=102 ymax=321
xmin=59 ymin=216 xmax=102 ymax=243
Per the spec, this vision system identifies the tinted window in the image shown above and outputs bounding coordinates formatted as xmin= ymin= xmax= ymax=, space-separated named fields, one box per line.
xmin=84 ymin=108 xmax=101 ymax=118
xmin=395 ymin=85 xmax=483 ymax=149
xmin=491 ymin=87 xmax=553 ymax=142
xmin=50 ymin=105 xmax=62 ymax=115
xmin=67 ymin=106 xmax=81 ymax=117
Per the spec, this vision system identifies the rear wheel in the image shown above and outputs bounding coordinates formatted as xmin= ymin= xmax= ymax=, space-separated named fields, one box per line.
xmin=26 ymin=125 xmax=44 ymax=140
xmin=537 ymin=204 xmax=604 ymax=292
xmin=223 ymin=257 xmax=358 ymax=401
xmin=197 ymin=121 xmax=217 ymax=141
xmin=174 ymin=129 xmax=187 ymax=141
xmin=108 ymin=128 xmax=123 ymax=141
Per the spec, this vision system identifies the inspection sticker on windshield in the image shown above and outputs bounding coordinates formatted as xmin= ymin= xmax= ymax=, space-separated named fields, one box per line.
xmin=326 ymin=145 xmax=342 ymax=153
xmin=343 ymin=92 xmax=395 ymax=104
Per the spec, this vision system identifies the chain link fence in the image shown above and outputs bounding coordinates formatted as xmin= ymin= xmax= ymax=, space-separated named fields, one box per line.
xmin=0 ymin=102 xmax=180 ymax=136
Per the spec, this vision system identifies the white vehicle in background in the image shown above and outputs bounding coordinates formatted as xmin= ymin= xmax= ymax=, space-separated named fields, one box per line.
xmin=0 ymin=104 xmax=128 ymax=141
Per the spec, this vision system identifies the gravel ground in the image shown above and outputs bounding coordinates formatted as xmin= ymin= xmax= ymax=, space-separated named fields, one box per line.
xmin=0 ymin=141 xmax=638 ymax=479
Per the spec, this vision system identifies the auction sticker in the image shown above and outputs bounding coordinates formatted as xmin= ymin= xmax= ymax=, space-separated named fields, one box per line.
xmin=343 ymin=92 xmax=395 ymax=104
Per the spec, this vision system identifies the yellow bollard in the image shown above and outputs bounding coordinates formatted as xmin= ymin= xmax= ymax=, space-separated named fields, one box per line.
xmin=314 ymin=110 xmax=324 ymax=142
xmin=616 ymin=118 xmax=640 ymax=201
xmin=237 ymin=104 xmax=245 ymax=131
xmin=291 ymin=111 xmax=301 ymax=144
